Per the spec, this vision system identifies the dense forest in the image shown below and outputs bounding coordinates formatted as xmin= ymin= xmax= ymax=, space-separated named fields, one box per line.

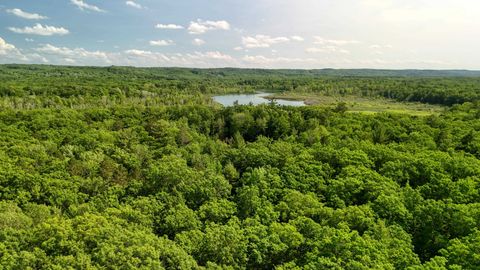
xmin=1 ymin=65 xmax=480 ymax=269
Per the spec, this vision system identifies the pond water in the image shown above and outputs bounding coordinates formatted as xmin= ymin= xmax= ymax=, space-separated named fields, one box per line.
xmin=213 ymin=92 xmax=305 ymax=107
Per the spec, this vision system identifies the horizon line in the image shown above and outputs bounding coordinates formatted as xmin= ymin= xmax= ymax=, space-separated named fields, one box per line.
xmin=1 ymin=63 xmax=480 ymax=72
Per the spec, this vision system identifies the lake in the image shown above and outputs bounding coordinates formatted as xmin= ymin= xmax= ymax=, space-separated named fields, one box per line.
xmin=213 ymin=92 xmax=305 ymax=107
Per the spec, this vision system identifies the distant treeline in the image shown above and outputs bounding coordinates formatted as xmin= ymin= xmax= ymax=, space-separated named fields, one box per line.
xmin=3 ymin=64 xmax=480 ymax=77
xmin=1 ymin=65 xmax=480 ymax=108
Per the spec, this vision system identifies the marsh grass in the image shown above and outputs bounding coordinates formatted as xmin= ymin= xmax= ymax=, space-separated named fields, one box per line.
xmin=266 ymin=92 xmax=445 ymax=116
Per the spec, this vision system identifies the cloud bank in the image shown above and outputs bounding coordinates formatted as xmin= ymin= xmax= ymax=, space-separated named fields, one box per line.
xmin=8 ymin=24 xmax=69 ymax=36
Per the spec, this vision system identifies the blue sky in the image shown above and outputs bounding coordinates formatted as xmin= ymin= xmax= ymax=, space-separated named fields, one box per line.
xmin=0 ymin=0 xmax=479 ymax=69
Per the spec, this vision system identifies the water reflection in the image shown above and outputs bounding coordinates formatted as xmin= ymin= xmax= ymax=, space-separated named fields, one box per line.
xmin=213 ymin=92 xmax=305 ymax=107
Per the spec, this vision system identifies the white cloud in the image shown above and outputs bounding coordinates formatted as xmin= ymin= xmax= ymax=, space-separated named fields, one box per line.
xmin=188 ymin=19 xmax=230 ymax=34
xmin=291 ymin=35 xmax=304 ymax=41
xmin=124 ymin=49 xmax=170 ymax=60
xmin=155 ymin=23 xmax=184 ymax=30
xmin=28 ymin=53 xmax=49 ymax=63
xmin=0 ymin=37 xmax=48 ymax=63
xmin=124 ymin=49 xmax=153 ymax=56
xmin=188 ymin=51 xmax=234 ymax=61
xmin=36 ymin=44 xmax=110 ymax=64
xmin=314 ymin=37 xmax=360 ymax=46
xmin=233 ymin=46 xmax=244 ymax=51
xmin=126 ymin=1 xmax=142 ymax=9
xmin=369 ymin=44 xmax=393 ymax=49
xmin=0 ymin=37 xmax=16 ymax=55
xmin=242 ymin=55 xmax=316 ymax=67
xmin=15 ymin=41 xmax=457 ymax=68
xmin=25 ymin=38 xmax=35 ymax=42
xmin=149 ymin=40 xmax=174 ymax=46
xmin=6 ymin=8 xmax=48 ymax=20
xmin=242 ymin=35 xmax=290 ymax=48
xmin=192 ymin=38 xmax=206 ymax=46
xmin=71 ymin=0 xmax=105 ymax=12
xmin=122 ymin=49 xmax=235 ymax=67
xmin=8 ymin=24 xmax=69 ymax=36
xmin=306 ymin=46 xmax=350 ymax=54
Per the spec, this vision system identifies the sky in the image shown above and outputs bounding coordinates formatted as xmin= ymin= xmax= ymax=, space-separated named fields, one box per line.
xmin=0 ymin=0 xmax=479 ymax=69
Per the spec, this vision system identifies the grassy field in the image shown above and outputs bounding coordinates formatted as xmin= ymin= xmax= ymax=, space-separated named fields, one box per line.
xmin=266 ymin=92 xmax=446 ymax=116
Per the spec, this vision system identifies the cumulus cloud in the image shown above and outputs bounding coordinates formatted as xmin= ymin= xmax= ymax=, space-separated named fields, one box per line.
xmin=8 ymin=24 xmax=69 ymax=36
xmin=188 ymin=51 xmax=234 ymax=61
xmin=15 ymin=41 xmax=452 ymax=68
xmin=291 ymin=35 xmax=304 ymax=41
xmin=242 ymin=55 xmax=316 ymax=67
xmin=124 ymin=50 xmax=187 ymax=66
xmin=64 ymin=58 xmax=76 ymax=64
xmin=71 ymin=0 xmax=105 ymax=12
xmin=124 ymin=49 xmax=170 ymax=60
xmin=6 ymin=8 xmax=48 ymax=20
xmin=149 ymin=40 xmax=174 ymax=46
xmin=36 ymin=44 xmax=110 ymax=64
xmin=0 ymin=37 xmax=48 ymax=63
xmin=306 ymin=37 xmax=359 ymax=55
xmin=28 ymin=53 xmax=49 ymax=63
xmin=306 ymin=46 xmax=350 ymax=54
xmin=0 ymin=37 xmax=16 ymax=55
xmin=242 ymin=35 xmax=290 ymax=48
xmin=126 ymin=1 xmax=142 ymax=9
xmin=314 ymin=37 xmax=360 ymax=46
xmin=123 ymin=49 xmax=235 ymax=67
xmin=124 ymin=49 xmax=152 ymax=56
xmin=155 ymin=23 xmax=184 ymax=30
xmin=188 ymin=19 xmax=230 ymax=34
xmin=192 ymin=38 xmax=206 ymax=46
